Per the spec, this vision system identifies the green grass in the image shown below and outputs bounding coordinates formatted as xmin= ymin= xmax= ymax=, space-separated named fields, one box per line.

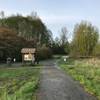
xmin=0 ymin=66 xmax=41 ymax=100
xmin=58 ymin=58 xmax=100 ymax=100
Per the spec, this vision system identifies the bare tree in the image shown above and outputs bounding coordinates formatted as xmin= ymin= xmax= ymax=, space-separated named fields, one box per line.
xmin=0 ymin=11 xmax=5 ymax=19
xmin=30 ymin=11 xmax=38 ymax=20
xmin=60 ymin=27 xmax=68 ymax=45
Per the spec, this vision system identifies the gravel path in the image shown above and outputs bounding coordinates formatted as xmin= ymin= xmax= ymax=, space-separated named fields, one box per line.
xmin=37 ymin=60 xmax=97 ymax=100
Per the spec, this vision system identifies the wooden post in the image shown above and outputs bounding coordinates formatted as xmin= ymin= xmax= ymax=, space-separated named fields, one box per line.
xmin=22 ymin=54 xmax=24 ymax=64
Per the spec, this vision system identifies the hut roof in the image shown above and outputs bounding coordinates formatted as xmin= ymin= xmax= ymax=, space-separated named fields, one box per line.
xmin=21 ymin=48 xmax=36 ymax=53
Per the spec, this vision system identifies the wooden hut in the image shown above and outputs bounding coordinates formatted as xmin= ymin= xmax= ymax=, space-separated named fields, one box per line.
xmin=21 ymin=48 xmax=36 ymax=63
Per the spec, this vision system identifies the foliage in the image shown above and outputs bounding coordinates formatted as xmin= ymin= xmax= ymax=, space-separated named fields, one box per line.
xmin=37 ymin=44 xmax=52 ymax=60
xmin=0 ymin=14 xmax=52 ymax=46
xmin=93 ymin=42 xmax=100 ymax=57
xmin=0 ymin=27 xmax=27 ymax=62
xmin=0 ymin=67 xmax=41 ymax=100
xmin=59 ymin=58 xmax=100 ymax=100
xmin=71 ymin=21 xmax=99 ymax=57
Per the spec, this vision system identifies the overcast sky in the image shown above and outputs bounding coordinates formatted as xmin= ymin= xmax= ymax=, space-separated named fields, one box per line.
xmin=0 ymin=0 xmax=100 ymax=39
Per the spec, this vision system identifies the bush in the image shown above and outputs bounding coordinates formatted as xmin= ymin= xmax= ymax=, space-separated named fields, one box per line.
xmin=37 ymin=45 xmax=52 ymax=60
xmin=93 ymin=43 xmax=100 ymax=57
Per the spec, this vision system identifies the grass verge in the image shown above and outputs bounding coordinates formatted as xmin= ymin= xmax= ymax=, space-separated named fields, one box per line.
xmin=0 ymin=66 xmax=41 ymax=100
xmin=58 ymin=58 xmax=100 ymax=100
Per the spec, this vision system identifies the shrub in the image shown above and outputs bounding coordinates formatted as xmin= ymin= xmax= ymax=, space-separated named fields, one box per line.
xmin=37 ymin=45 xmax=52 ymax=60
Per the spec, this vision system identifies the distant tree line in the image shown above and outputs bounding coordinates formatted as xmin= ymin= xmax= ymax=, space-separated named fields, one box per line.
xmin=0 ymin=11 xmax=53 ymax=62
xmin=52 ymin=21 xmax=100 ymax=58
xmin=0 ymin=11 xmax=100 ymax=62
